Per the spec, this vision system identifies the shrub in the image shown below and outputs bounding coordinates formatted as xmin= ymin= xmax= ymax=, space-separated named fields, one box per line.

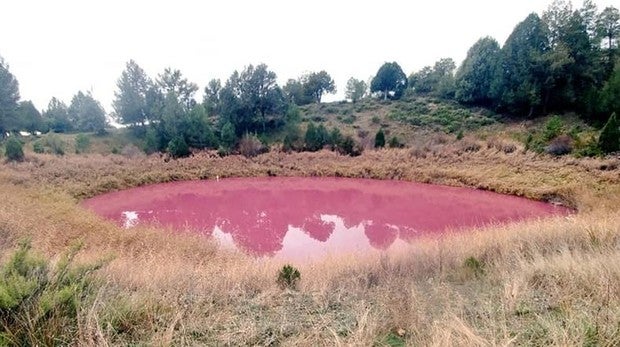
xmin=546 ymin=135 xmax=573 ymax=156
xmin=44 ymin=134 xmax=65 ymax=155
xmin=305 ymin=123 xmax=329 ymax=151
xmin=167 ymin=136 xmax=190 ymax=158
xmin=32 ymin=141 xmax=45 ymax=154
xmin=0 ymin=242 xmax=106 ymax=346
xmin=74 ymin=134 xmax=90 ymax=154
xmin=543 ymin=116 xmax=563 ymax=141
xmin=220 ymin=122 xmax=237 ymax=150
xmin=337 ymin=135 xmax=363 ymax=156
xmin=374 ymin=128 xmax=385 ymax=148
xmin=276 ymin=264 xmax=300 ymax=290
xmin=328 ymin=127 xmax=343 ymax=150
xmin=371 ymin=115 xmax=381 ymax=124
xmin=143 ymin=127 xmax=160 ymax=154
xmin=5 ymin=137 xmax=24 ymax=161
xmin=598 ymin=112 xmax=619 ymax=154
xmin=388 ymin=136 xmax=403 ymax=148
xmin=238 ymin=133 xmax=264 ymax=158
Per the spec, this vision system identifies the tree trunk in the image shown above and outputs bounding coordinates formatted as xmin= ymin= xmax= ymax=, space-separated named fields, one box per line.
xmin=384 ymin=88 xmax=388 ymax=101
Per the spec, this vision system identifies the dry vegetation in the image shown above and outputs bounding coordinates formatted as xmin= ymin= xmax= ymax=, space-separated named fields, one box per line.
xmin=1 ymin=138 xmax=619 ymax=345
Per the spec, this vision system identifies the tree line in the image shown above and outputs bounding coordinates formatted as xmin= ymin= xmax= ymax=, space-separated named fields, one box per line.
xmin=0 ymin=0 xmax=618 ymax=157
xmin=406 ymin=0 xmax=619 ymax=122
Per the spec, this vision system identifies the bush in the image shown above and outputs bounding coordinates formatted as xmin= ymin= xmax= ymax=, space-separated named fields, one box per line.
xmin=598 ymin=112 xmax=619 ymax=154
xmin=0 ymin=242 xmax=106 ymax=345
xmin=543 ymin=116 xmax=563 ymax=141
xmin=5 ymin=137 xmax=24 ymax=161
xmin=74 ymin=134 xmax=90 ymax=154
xmin=32 ymin=141 xmax=45 ymax=154
xmin=220 ymin=122 xmax=237 ymax=150
xmin=374 ymin=128 xmax=385 ymax=148
xmin=388 ymin=136 xmax=404 ymax=148
xmin=546 ymin=135 xmax=573 ymax=156
xmin=238 ymin=133 xmax=264 ymax=158
xmin=167 ymin=136 xmax=190 ymax=158
xmin=337 ymin=135 xmax=363 ymax=156
xmin=44 ymin=134 xmax=66 ymax=155
xmin=276 ymin=264 xmax=300 ymax=290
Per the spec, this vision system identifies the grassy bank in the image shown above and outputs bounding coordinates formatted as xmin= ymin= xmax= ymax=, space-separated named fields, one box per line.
xmin=1 ymin=141 xmax=619 ymax=345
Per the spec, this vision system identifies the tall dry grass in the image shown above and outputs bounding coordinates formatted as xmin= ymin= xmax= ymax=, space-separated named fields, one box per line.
xmin=0 ymin=144 xmax=619 ymax=345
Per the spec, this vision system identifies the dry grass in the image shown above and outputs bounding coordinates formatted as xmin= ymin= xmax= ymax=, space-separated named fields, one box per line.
xmin=0 ymin=143 xmax=619 ymax=345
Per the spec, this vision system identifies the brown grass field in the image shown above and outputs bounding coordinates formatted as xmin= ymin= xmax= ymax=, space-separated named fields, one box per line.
xmin=1 ymin=138 xmax=619 ymax=346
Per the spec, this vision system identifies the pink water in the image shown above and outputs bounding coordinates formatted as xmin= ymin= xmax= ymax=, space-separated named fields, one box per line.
xmin=82 ymin=177 xmax=570 ymax=260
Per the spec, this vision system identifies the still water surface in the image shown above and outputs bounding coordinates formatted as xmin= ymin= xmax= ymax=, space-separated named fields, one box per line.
xmin=83 ymin=177 xmax=570 ymax=260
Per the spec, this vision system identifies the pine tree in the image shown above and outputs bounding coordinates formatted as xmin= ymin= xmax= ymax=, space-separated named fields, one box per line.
xmin=598 ymin=112 xmax=620 ymax=153
xmin=374 ymin=128 xmax=385 ymax=148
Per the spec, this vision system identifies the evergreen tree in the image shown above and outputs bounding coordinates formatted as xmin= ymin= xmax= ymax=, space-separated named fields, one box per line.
xmin=374 ymin=128 xmax=385 ymax=148
xmin=599 ymin=112 xmax=619 ymax=153
xmin=455 ymin=37 xmax=502 ymax=106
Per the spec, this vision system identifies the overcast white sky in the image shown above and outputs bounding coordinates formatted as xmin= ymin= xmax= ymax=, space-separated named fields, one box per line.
xmin=1 ymin=0 xmax=617 ymax=113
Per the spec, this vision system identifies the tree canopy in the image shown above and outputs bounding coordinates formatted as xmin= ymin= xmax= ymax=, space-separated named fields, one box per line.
xmin=113 ymin=60 xmax=152 ymax=128
xmin=0 ymin=56 xmax=20 ymax=135
xmin=68 ymin=91 xmax=107 ymax=133
xmin=454 ymin=37 xmax=501 ymax=105
xmin=370 ymin=62 xmax=407 ymax=100
xmin=345 ymin=77 xmax=367 ymax=103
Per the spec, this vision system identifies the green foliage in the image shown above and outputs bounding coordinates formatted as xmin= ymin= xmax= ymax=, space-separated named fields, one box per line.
xmin=0 ymin=241 xmax=106 ymax=346
xmin=32 ymin=141 xmax=44 ymax=154
xmin=543 ymin=116 xmax=564 ymax=141
xmin=68 ymin=91 xmax=107 ymax=134
xmin=218 ymin=64 xmax=286 ymax=134
xmin=220 ymin=121 xmax=237 ymax=150
xmin=303 ymin=123 xmax=331 ymax=151
xmin=17 ymin=101 xmax=45 ymax=133
xmin=409 ymin=58 xmax=457 ymax=99
xmin=113 ymin=60 xmax=152 ymax=127
xmin=337 ymin=135 xmax=363 ymax=156
xmin=498 ymin=13 xmax=549 ymax=116
xmin=371 ymin=62 xmax=408 ymax=100
xmin=599 ymin=63 xmax=620 ymax=117
xmin=388 ymin=136 xmax=403 ymax=148
xmin=378 ymin=332 xmax=406 ymax=347
xmin=4 ymin=137 xmax=24 ymax=161
xmin=345 ymin=77 xmax=367 ymax=103
xmin=74 ymin=133 xmax=90 ymax=154
xmin=0 ymin=56 xmax=20 ymax=135
xmin=44 ymin=98 xmax=72 ymax=133
xmin=329 ymin=127 xmax=343 ymax=150
xmin=304 ymin=123 xmax=317 ymax=151
xmin=388 ymin=101 xmax=495 ymax=132
xmin=455 ymin=37 xmax=501 ymax=105
xmin=276 ymin=264 xmax=300 ymax=290
xmin=303 ymin=71 xmax=336 ymax=103
xmin=143 ymin=127 xmax=160 ymax=154
xmin=43 ymin=134 xmax=66 ymax=155
xmin=167 ymin=136 xmax=190 ymax=158
xmin=598 ymin=112 xmax=620 ymax=153
xmin=374 ymin=128 xmax=385 ymax=148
